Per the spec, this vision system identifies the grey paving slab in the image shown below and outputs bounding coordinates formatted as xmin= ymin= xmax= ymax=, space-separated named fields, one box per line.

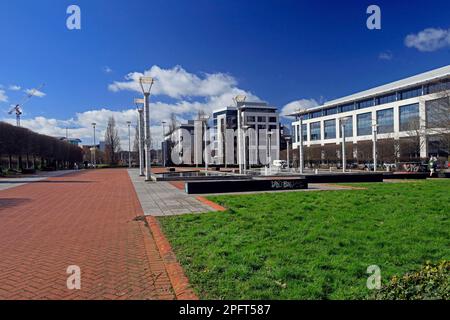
xmin=127 ymin=169 xmax=218 ymax=217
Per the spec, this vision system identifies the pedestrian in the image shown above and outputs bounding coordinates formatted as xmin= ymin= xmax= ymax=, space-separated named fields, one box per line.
xmin=428 ymin=156 xmax=435 ymax=177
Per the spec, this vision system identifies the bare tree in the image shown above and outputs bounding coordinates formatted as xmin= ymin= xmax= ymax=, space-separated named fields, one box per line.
xmin=104 ymin=116 xmax=121 ymax=165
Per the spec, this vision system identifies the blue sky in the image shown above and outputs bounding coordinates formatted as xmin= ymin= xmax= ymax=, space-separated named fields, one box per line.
xmin=0 ymin=0 xmax=449 ymax=145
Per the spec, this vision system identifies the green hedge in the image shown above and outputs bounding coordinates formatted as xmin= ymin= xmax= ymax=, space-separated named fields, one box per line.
xmin=373 ymin=261 xmax=449 ymax=300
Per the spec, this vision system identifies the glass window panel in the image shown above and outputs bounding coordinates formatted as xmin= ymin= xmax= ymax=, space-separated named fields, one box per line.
xmin=310 ymin=122 xmax=321 ymax=141
xmin=357 ymin=112 xmax=372 ymax=136
xmin=399 ymin=103 xmax=420 ymax=131
xmin=324 ymin=119 xmax=336 ymax=139
xmin=376 ymin=108 xmax=394 ymax=134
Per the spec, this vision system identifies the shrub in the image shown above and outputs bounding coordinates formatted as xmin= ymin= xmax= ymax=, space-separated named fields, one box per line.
xmin=373 ymin=261 xmax=450 ymax=300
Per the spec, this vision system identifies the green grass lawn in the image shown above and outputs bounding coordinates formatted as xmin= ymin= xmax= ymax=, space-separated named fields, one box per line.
xmin=158 ymin=180 xmax=450 ymax=299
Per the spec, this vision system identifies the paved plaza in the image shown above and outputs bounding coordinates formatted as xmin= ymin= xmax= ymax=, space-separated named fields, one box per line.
xmin=128 ymin=169 xmax=218 ymax=216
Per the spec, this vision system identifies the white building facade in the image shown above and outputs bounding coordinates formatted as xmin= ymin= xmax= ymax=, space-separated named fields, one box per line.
xmin=213 ymin=101 xmax=280 ymax=166
xmin=291 ymin=65 xmax=450 ymax=164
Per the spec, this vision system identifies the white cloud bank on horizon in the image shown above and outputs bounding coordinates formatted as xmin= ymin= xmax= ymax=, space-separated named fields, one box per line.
xmin=1 ymin=65 xmax=320 ymax=149
xmin=1 ymin=65 xmax=261 ymax=149
xmin=405 ymin=27 xmax=450 ymax=52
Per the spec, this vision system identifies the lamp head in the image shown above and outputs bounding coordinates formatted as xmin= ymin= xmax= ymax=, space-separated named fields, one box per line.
xmin=139 ymin=77 xmax=154 ymax=95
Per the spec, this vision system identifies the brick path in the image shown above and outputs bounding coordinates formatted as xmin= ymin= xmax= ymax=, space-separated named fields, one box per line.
xmin=0 ymin=169 xmax=175 ymax=300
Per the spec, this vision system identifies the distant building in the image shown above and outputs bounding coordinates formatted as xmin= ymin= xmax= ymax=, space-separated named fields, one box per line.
xmin=212 ymin=101 xmax=280 ymax=166
xmin=58 ymin=137 xmax=82 ymax=147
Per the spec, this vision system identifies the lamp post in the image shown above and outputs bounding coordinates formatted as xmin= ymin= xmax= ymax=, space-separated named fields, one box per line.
xmin=267 ymin=131 xmax=273 ymax=169
xmin=340 ymin=117 xmax=349 ymax=173
xmin=242 ymin=125 xmax=250 ymax=174
xmin=139 ymin=77 xmax=154 ymax=181
xmin=127 ymin=121 xmax=132 ymax=168
xmin=285 ymin=136 xmax=291 ymax=169
xmin=199 ymin=115 xmax=210 ymax=172
xmin=372 ymin=120 xmax=378 ymax=172
xmin=233 ymin=95 xmax=246 ymax=174
xmin=91 ymin=122 xmax=96 ymax=169
xmin=162 ymin=121 xmax=167 ymax=167
xmin=135 ymin=98 xmax=145 ymax=176
xmin=296 ymin=113 xmax=304 ymax=174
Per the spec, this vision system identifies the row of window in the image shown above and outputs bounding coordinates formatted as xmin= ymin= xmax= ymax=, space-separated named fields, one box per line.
xmin=299 ymin=79 xmax=449 ymax=120
xmin=295 ymin=103 xmax=420 ymax=142
xmin=246 ymin=116 xmax=278 ymax=123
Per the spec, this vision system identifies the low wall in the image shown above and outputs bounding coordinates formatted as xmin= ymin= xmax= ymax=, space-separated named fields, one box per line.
xmin=185 ymin=178 xmax=308 ymax=194
xmin=305 ymin=173 xmax=384 ymax=183
xmin=383 ymin=172 xmax=428 ymax=180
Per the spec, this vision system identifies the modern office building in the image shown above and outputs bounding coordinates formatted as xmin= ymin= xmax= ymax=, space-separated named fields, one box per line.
xmin=290 ymin=65 xmax=450 ymax=165
xmin=212 ymin=101 xmax=280 ymax=166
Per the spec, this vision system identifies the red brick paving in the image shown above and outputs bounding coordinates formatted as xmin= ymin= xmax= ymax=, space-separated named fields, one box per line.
xmin=0 ymin=169 xmax=175 ymax=300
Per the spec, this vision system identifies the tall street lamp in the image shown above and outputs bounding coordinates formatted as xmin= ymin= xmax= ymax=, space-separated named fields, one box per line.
xmin=340 ymin=117 xmax=351 ymax=173
xmin=135 ymin=98 xmax=145 ymax=176
xmin=139 ymin=77 xmax=154 ymax=181
xmin=91 ymin=122 xmax=96 ymax=169
xmin=127 ymin=121 xmax=132 ymax=168
xmin=199 ymin=115 xmax=210 ymax=172
xmin=296 ymin=110 xmax=305 ymax=174
xmin=372 ymin=119 xmax=378 ymax=172
xmin=162 ymin=121 xmax=167 ymax=167
xmin=242 ymin=125 xmax=250 ymax=174
xmin=233 ymin=95 xmax=246 ymax=174
xmin=285 ymin=136 xmax=291 ymax=169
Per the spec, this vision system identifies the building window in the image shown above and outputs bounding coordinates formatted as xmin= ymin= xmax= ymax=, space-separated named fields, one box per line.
xmin=257 ymin=116 xmax=266 ymax=122
xmin=269 ymin=125 xmax=277 ymax=130
xmin=310 ymin=110 xmax=323 ymax=119
xmin=399 ymin=86 xmax=422 ymax=100
xmin=426 ymin=98 xmax=450 ymax=129
xmin=399 ymin=103 xmax=420 ymax=131
xmin=269 ymin=117 xmax=277 ymax=123
xmin=376 ymin=93 xmax=397 ymax=105
xmin=340 ymin=103 xmax=355 ymax=113
xmin=356 ymin=99 xmax=374 ymax=110
xmin=324 ymin=119 xmax=336 ymax=139
xmin=376 ymin=108 xmax=394 ymax=134
xmin=324 ymin=107 xmax=337 ymax=116
xmin=339 ymin=117 xmax=353 ymax=138
xmin=297 ymin=124 xmax=307 ymax=142
xmin=357 ymin=112 xmax=372 ymax=136
xmin=310 ymin=122 xmax=321 ymax=141
xmin=246 ymin=116 xmax=255 ymax=122
xmin=426 ymin=80 xmax=450 ymax=94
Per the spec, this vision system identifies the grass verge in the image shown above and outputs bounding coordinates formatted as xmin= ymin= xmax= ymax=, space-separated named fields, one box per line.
xmin=158 ymin=180 xmax=450 ymax=299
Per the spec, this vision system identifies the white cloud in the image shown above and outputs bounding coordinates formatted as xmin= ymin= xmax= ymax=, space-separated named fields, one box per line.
xmin=378 ymin=51 xmax=393 ymax=60
xmin=280 ymin=99 xmax=319 ymax=118
xmin=103 ymin=66 xmax=113 ymax=73
xmin=8 ymin=85 xmax=21 ymax=91
xmin=0 ymin=90 xmax=8 ymax=103
xmin=25 ymin=88 xmax=46 ymax=98
xmin=109 ymin=65 xmax=239 ymax=99
xmin=405 ymin=27 xmax=450 ymax=52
